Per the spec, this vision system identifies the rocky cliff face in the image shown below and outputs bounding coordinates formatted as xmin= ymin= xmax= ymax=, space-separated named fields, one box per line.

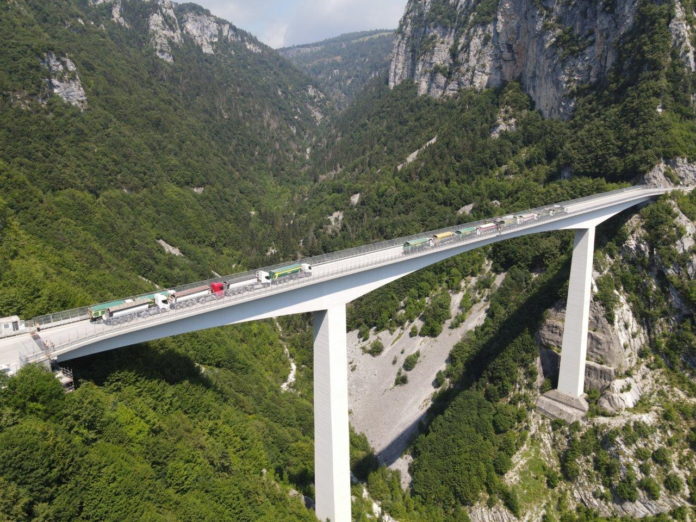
xmin=389 ymin=0 xmax=696 ymax=118
xmin=89 ymin=0 xmax=271 ymax=63
xmin=81 ymin=0 xmax=327 ymax=122
xmin=42 ymin=52 xmax=88 ymax=110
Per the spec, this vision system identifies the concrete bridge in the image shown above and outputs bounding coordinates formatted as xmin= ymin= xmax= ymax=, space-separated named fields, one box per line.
xmin=0 ymin=185 xmax=677 ymax=521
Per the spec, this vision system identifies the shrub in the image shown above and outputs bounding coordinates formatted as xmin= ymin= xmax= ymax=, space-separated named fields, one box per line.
xmin=635 ymin=447 xmax=651 ymax=461
xmin=545 ymin=468 xmax=560 ymax=489
xmin=499 ymin=486 xmax=520 ymax=517
xmin=652 ymin=447 xmax=671 ymax=467
xmin=664 ymin=473 xmax=683 ymax=494
xmin=367 ymin=339 xmax=384 ymax=357
xmin=638 ymin=477 xmax=660 ymax=500
xmin=394 ymin=370 xmax=408 ymax=386
xmin=615 ymin=471 xmax=638 ymax=502
xmin=402 ymin=351 xmax=420 ymax=371
xmin=493 ymin=452 xmax=512 ymax=475
xmin=358 ymin=324 xmax=370 ymax=341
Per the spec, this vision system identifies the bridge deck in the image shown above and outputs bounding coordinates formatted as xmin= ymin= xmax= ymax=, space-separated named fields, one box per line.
xmin=0 ymin=185 xmax=675 ymax=372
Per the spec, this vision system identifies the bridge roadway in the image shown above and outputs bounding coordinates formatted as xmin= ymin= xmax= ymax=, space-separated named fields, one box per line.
xmin=0 ymin=184 xmax=681 ymax=522
xmin=0 ymin=185 xmax=668 ymax=370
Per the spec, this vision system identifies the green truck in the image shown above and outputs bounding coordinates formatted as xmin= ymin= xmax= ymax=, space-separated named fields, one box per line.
xmin=258 ymin=263 xmax=313 ymax=282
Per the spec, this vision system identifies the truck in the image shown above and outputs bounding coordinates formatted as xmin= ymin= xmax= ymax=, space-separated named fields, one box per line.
xmin=266 ymin=263 xmax=312 ymax=281
xmin=89 ymin=299 xmax=129 ymax=320
xmin=515 ymin=213 xmax=538 ymax=224
xmin=105 ymin=298 xmax=153 ymax=320
xmin=226 ymin=278 xmax=258 ymax=294
xmin=403 ymin=237 xmax=432 ymax=253
xmin=432 ymin=231 xmax=455 ymax=245
xmin=455 ymin=226 xmax=477 ymax=237
xmin=173 ymin=285 xmax=211 ymax=305
xmin=476 ymin=223 xmax=497 ymax=235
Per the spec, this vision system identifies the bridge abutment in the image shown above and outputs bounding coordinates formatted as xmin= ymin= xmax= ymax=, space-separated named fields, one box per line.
xmin=312 ymin=305 xmax=351 ymax=522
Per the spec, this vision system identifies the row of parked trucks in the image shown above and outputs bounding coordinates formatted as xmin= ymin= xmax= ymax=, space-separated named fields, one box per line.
xmin=402 ymin=206 xmax=563 ymax=253
xmin=6 ymin=206 xmax=566 ymax=330
xmin=88 ymin=263 xmax=313 ymax=322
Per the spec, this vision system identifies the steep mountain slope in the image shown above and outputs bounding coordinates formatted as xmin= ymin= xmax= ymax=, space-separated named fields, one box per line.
xmin=280 ymin=30 xmax=395 ymax=110
xmin=0 ymin=0 xmax=329 ymax=315
xmin=389 ymin=0 xmax=696 ymax=119
xmin=0 ymin=1 xmax=331 ymax=519
xmin=0 ymin=0 xmax=695 ymax=520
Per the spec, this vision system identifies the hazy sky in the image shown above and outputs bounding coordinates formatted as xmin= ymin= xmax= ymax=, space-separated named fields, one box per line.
xmin=192 ymin=0 xmax=407 ymax=48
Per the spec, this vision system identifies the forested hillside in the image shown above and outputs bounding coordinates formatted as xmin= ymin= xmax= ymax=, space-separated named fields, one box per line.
xmin=0 ymin=0 xmax=329 ymax=316
xmin=1 ymin=0 xmax=695 ymax=520
xmin=279 ymin=30 xmax=395 ymax=110
xmin=0 ymin=0 xmax=331 ymax=519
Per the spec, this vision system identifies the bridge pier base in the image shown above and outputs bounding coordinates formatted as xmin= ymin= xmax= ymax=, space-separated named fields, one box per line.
xmin=537 ymin=227 xmax=594 ymax=423
xmin=312 ymin=305 xmax=351 ymax=522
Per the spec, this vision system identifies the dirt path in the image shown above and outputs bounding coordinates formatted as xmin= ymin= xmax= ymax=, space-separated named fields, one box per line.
xmin=274 ymin=318 xmax=297 ymax=392
xmin=347 ymin=274 xmax=505 ymax=484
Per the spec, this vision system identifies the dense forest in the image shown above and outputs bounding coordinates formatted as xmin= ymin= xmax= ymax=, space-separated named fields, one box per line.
xmin=1 ymin=0 xmax=695 ymax=520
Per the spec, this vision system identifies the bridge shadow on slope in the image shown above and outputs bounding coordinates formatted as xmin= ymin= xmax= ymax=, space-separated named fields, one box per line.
xmin=377 ymin=416 xmax=425 ymax=467
xmin=68 ymin=342 xmax=212 ymax=389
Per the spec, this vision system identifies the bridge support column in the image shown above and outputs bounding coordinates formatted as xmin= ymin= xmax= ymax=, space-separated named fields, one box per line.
xmin=558 ymin=227 xmax=595 ymax=398
xmin=537 ymin=227 xmax=593 ymax=422
xmin=312 ymin=305 xmax=351 ymax=522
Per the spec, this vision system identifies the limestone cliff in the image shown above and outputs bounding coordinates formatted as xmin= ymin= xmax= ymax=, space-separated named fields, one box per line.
xmin=89 ymin=0 xmax=275 ymax=62
xmin=42 ymin=52 xmax=88 ymax=110
xmin=84 ymin=0 xmax=327 ymax=120
xmin=389 ymin=0 xmax=696 ymax=118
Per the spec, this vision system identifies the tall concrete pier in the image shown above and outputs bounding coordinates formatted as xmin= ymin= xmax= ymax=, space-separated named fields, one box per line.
xmin=313 ymin=306 xmax=351 ymax=522
xmin=558 ymin=227 xmax=595 ymax=399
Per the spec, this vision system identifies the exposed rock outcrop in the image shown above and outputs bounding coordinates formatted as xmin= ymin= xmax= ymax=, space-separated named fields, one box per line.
xmin=642 ymin=157 xmax=696 ymax=187
xmin=597 ymin=376 xmax=642 ymax=412
xmin=397 ymin=136 xmax=437 ymax=171
xmin=42 ymin=52 xmax=88 ymax=110
xmin=490 ymin=107 xmax=517 ymax=138
xmin=180 ymin=11 xmax=225 ymax=55
xmin=88 ymin=0 xmax=265 ymax=63
xmin=89 ymin=0 xmax=128 ymax=27
xmin=390 ymin=0 xmax=694 ymax=119
xmin=147 ymin=0 xmax=182 ymax=62
xmin=157 ymin=239 xmax=183 ymax=256
xmin=537 ymin=301 xmax=637 ymax=374
xmin=670 ymin=1 xmax=696 ymax=72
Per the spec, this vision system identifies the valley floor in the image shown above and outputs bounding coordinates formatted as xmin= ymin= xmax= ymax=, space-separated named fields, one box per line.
xmin=347 ymin=274 xmax=505 ymax=486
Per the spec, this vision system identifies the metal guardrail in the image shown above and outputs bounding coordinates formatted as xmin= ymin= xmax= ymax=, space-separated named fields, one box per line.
xmin=26 ymin=184 xmax=656 ymax=331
